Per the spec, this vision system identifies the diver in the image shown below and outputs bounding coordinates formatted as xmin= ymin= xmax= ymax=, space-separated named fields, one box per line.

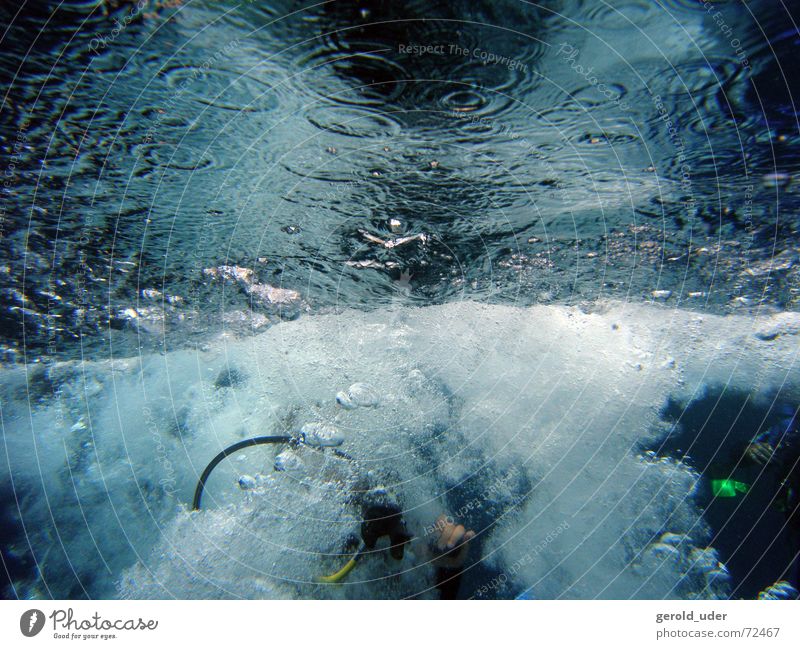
xmin=428 ymin=514 xmax=476 ymax=599
xmin=356 ymin=496 xmax=476 ymax=599
xmin=324 ymin=486 xmax=477 ymax=598
xmin=193 ymin=431 xmax=478 ymax=598
xmin=735 ymin=404 xmax=800 ymax=598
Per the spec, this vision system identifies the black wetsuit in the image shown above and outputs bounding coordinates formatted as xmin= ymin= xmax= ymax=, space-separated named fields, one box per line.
xmin=361 ymin=500 xmax=412 ymax=561
xmin=434 ymin=566 xmax=463 ymax=599
xmin=359 ymin=495 xmax=466 ymax=598
xmin=749 ymin=408 xmax=800 ymax=589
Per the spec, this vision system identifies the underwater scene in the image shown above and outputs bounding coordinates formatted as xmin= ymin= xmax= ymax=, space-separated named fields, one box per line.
xmin=1 ymin=0 xmax=799 ymax=600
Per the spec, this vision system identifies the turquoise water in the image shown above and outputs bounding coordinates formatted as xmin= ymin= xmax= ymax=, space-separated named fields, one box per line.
xmin=1 ymin=0 xmax=799 ymax=600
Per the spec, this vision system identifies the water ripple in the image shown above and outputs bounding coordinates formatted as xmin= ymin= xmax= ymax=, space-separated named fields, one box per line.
xmin=163 ymin=65 xmax=281 ymax=113
xmin=304 ymin=104 xmax=403 ymax=138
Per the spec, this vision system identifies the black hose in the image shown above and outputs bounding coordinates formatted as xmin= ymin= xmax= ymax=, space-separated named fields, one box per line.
xmin=192 ymin=435 xmax=293 ymax=510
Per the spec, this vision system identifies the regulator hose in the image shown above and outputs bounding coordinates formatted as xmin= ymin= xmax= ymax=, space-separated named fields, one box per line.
xmin=192 ymin=434 xmax=384 ymax=585
xmin=317 ymin=544 xmax=365 ymax=584
xmin=192 ymin=435 xmax=292 ymax=510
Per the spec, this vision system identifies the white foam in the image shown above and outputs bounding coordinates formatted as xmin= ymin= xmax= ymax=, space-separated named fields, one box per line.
xmin=2 ymin=301 xmax=798 ymax=598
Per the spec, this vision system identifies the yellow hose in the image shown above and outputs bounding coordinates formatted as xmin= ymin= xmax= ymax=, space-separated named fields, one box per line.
xmin=318 ymin=547 xmax=362 ymax=584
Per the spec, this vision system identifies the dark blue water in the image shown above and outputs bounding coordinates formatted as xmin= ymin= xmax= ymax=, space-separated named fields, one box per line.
xmin=1 ymin=0 xmax=799 ymax=363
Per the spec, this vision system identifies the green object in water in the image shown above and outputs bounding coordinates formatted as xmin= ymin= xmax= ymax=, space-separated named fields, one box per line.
xmin=711 ymin=478 xmax=750 ymax=497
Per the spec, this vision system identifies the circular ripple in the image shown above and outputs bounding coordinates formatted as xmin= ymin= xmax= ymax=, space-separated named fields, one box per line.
xmin=448 ymin=47 xmax=536 ymax=96
xmin=535 ymin=101 xmax=585 ymax=126
xmin=131 ymin=142 xmax=217 ymax=172
xmin=305 ymin=104 xmax=403 ymax=138
xmin=575 ymin=131 xmax=639 ymax=146
xmin=296 ymin=49 xmax=412 ymax=107
xmin=678 ymin=100 xmax=740 ymax=137
xmin=413 ymin=80 xmax=514 ymax=121
xmin=137 ymin=106 xmax=196 ymax=131
xmin=441 ymin=88 xmax=489 ymax=114
xmin=571 ymin=82 xmax=628 ymax=109
xmin=163 ymin=65 xmax=280 ymax=112
xmin=582 ymin=0 xmax=654 ymax=30
xmin=646 ymin=58 xmax=743 ymax=99
xmin=282 ymin=145 xmax=392 ymax=183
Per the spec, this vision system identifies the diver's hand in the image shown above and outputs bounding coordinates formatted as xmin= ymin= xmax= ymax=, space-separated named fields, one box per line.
xmin=432 ymin=514 xmax=475 ymax=569
xmin=746 ymin=441 xmax=776 ymax=466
